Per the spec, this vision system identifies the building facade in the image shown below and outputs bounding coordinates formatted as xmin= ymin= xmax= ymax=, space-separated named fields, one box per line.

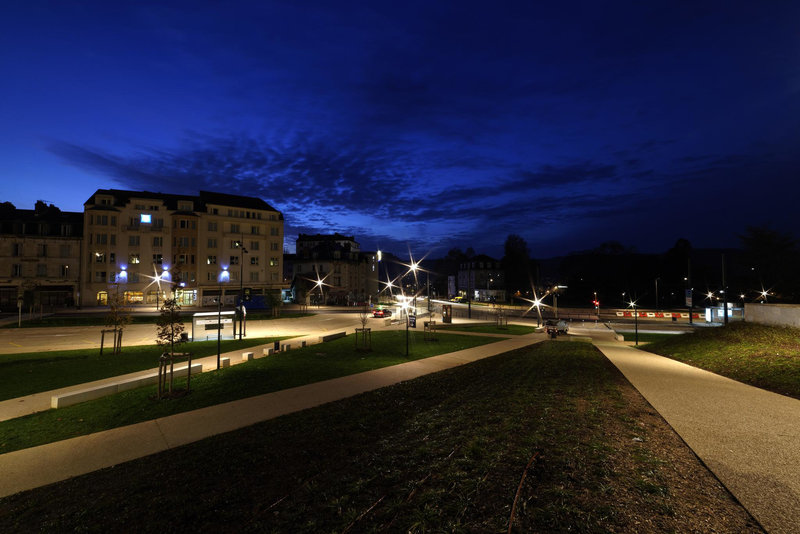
xmin=0 ymin=201 xmax=83 ymax=310
xmin=458 ymin=254 xmax=506 ymax=302
xmin=81 ymin=189 xmax=284 ymax=308
xmin=289 ymin=233 xmax=379 ymax=304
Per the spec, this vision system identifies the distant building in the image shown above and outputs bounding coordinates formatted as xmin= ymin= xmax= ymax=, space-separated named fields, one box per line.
xmin=289 ymin=233 xmax=378 ymax=304
xmin=458 ymin=254 xmax=506 ymax=301
xmin=0 ymin=201 xmax=83 ymax=310
xmin=81 ymin=189 xmax=284 ymax=307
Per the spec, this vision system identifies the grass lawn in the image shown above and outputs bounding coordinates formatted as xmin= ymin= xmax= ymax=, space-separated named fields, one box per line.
xmin=438 ymin=323 xmax=538 ymax=335
xmin=0 ymin=337 xmax=288 ymax=401
xmin=0 ymin=331 xmax=497 ymax=453
xmin=0 ymin=342 xmax=759 ymax=532
xmin=644 ymin=322 xmax=800 ymax=399
xmin=3 ymin=312 xmax=310 ymax=328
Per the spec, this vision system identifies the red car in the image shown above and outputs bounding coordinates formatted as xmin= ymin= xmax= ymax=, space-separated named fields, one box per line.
xmin=372 ymin=308 xmax=393 ymax=318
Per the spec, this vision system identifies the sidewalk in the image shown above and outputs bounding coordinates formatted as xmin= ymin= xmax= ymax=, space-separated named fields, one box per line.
xmin=0 ymin=332 xmax=541 ymax=499
xmin=583 ymin=330 xmax=800 ymax=534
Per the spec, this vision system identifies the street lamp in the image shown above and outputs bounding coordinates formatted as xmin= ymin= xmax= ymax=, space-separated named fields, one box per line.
xmin=234 ymin=239 xmax=248 ymax=339
xmin=628 ymin=298 xmax=639 ymax=346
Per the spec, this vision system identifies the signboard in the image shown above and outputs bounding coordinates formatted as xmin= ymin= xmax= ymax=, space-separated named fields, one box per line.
xmin=409 ymin=315 xmax=417 ymax=328
xmin=196 ymin=318 xmax=233 ymax=326
xmin=685 ymin=289 xmax=693 ymax=307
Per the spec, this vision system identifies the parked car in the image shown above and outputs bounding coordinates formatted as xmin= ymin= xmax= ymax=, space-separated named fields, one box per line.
xmin=544 ymin=319 xmax=569 ymax=338
xmin=372 ymin=308 xmax=393 ymax=318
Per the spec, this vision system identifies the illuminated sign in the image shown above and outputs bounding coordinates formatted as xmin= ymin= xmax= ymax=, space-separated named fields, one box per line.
xmin=140 ymin=214 xmax=152 ymax=224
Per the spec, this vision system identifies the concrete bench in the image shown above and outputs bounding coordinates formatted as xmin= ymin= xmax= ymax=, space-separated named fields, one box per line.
xmin=51 ymin=363 xmax=203 ymax=409
xmin=280 ymin=344 xmax=291 ymax=352
xmin=263 ymin=347 xmax=274 ymax=356
xmin=242 ymin=351 xmax=254 ymax=361
xmin=203 ymin=357 xmax=230 ymax=372
xmin=319 ymin=332 xmax=346 ymax=342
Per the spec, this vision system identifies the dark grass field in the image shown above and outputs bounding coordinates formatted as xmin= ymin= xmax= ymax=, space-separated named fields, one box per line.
xmin=644 ymin=322 xmax=800 ymax=399
xmin=0 ymin=342 xmax=761 ymax=533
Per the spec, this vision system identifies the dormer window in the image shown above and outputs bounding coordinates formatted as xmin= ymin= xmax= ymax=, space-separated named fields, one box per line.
xmin=178 ymin=201 xmax=193 ymax=211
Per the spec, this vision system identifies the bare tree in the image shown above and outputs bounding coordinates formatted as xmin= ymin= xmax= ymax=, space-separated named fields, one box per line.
xmin=102 ymin=284 xmax=131 ymax=354
xmin=156 ymin=297 xmax=185 ymax=356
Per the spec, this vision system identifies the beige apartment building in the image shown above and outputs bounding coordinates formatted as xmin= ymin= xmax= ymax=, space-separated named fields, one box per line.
xmin=0 ymin=201 xmax=83 ymax=310
xmin=82 ymin=189 xmax=283 ymax=308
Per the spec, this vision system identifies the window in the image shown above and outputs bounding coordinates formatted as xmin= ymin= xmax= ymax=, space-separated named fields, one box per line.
xmin=95 ymin=252 xmax=106 ymax=263
xmin=250 ymin=241 xmax=259 ymax=250
xmin=250 ymin=256 xmax=259 ymax=265
xmin=178 ymin=219 xmax=189 ymax=229
xmin=250 ymin=225 xmax=259 ymax=235
xmin=97 ymin=234 xmax=107 ymax=245
xmin=178 ymin=254 xmax=187 ymax=264
xmin=230 ymin=223 xmax=240 ymax=233
xmin=208 ymin=221 xmax=218 ymax=232
xmin=153 ymin=236 xmax=163 ymax=247
xmin=37 ymin=264 xmax=47 ymax=277
xmin=208 ymin=238 xmax=217 ymax=248
xmin=129 ymin=235 xmax=140 ymax=246
xmin=12 ymin=243 xmax=21 ymax=256
xmin=230 ymin=256 xmax=239 ymax=265
xmin=12 ymin=264 xmax=22 ymax=277
xmin=270 ymin=226 xmax=279 ymax=236
xmin=59 ymin=244 xmax=71 ymax=257
xmin=270 ymin=257 xmax=279 ymax=267
xmin=61 ymin=265 xmax=70 ymax=277
xmin=178 ymin=201 xmax=193 ymax=211
xmin=130 ymin=273 xmax=140 ymax=283
xmin=153 ymin=254 xmax=163 ymax=265
xmin=207 ymin=255 xmax=217 ymax=265
xmin=270 ymin=242 xmax=279 ymax=251
xmin=110 ymin=253 xmax=116 ymax=264
xmin=271 ymin=272 xmax=278 ymax=281
xmin=174 ymin=237 xmax=189 ymax=248
xmin=250 ymin=271 xmax=259 ymax=282
xmin=110 ymin=234 xmax=116 ymax=245
xmin=61 ymin=224 xmax=73 ymax=236
xmin=111 ymin=216 xmax=116 ymax=226
xmin=95 ymin=271 xmax=106 ymax=282
xmin=334 ymin=276 xmax=341 ymax=286
xmin=129 ymin=254 xmax=140 ymax=264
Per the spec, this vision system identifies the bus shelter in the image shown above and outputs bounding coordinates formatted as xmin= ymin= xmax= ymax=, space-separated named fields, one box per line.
xmin=191 ymin=310 xmax=235 ymax=341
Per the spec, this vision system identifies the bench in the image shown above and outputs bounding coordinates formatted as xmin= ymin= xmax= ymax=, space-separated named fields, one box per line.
xmin=51 ymin=363 xmax=203 ymax=409
xmin=319 ymin=331 xmax=346 ymax=343
xmin=242 ymin=351 xmax=254 ymax=361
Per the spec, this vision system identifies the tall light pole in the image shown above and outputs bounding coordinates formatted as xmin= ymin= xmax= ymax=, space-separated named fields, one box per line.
xmin=654 ymin=277 xmax=660 ymax=311
xmin=235 ymin=238 xmax=248 ymax=340
xmin=629 ymin=299 xmax=639 ymax=346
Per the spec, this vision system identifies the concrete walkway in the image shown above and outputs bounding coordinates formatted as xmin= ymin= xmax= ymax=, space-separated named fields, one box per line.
xmin=571 ymin=326 xmax=800 ymax=534
xmin=0 ymin=332 xmax=541 ymax=499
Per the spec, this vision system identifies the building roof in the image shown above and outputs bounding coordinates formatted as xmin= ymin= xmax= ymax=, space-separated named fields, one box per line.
xmin=297 ymin=233 xmax=356 ymax=242
xmin=84 ymin=189 xmax=281 ymax=214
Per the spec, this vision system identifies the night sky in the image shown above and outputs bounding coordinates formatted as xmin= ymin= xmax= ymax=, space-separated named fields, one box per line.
xmin=2 ymin=1 xmax=799 ymax=258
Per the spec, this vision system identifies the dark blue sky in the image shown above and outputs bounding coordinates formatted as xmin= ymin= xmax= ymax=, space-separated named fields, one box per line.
xmin=2 ymin=1 xmax=799 ymax=258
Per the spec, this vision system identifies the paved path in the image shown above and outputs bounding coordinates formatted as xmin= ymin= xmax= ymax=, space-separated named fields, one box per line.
xmin=0 ymin=332 xmax=542 ymax=499
xmin=571 ymin=325 xmax=800 ymax=534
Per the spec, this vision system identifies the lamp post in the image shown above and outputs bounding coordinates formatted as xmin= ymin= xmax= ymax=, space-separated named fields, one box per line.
xmin=234 ymin=239 xmax=248 ymax=339
xmin=629 ymin=299 xmax=639 ymax=346
xmin=654 ymin=277 xmax=660 ymax=311
xmin=216 ymin=295 xmax=222 ymax=369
